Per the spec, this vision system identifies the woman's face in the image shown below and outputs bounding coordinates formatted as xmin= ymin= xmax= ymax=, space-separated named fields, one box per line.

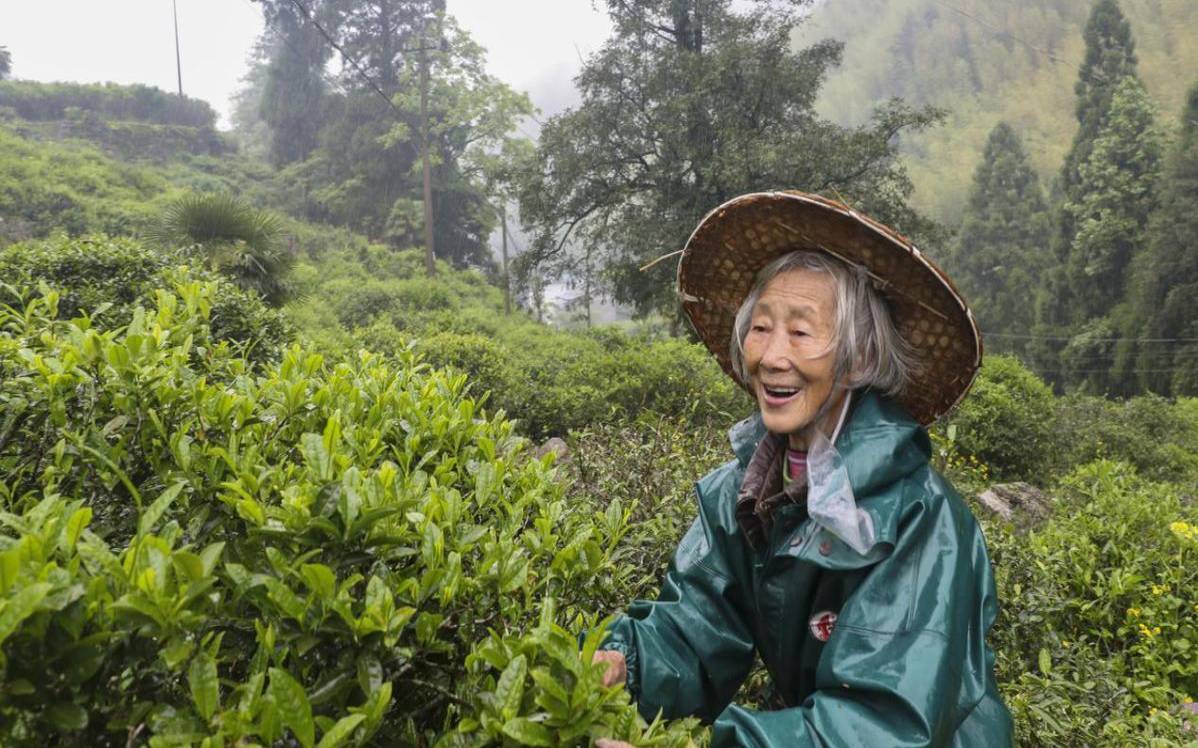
xmin=743 ymin=268 xmax=845 ymax=439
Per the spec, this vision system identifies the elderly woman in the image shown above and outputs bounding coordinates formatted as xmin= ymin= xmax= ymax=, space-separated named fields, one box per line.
xmin=593 ymin=192 xmax=1013 ymax=747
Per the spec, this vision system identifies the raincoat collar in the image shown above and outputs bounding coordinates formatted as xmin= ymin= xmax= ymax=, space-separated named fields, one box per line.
xmin=727 ymin=389 xmax=931 ymax=555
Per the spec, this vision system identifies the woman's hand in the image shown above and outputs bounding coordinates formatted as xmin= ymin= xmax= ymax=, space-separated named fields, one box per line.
xmin=592 ymin=649 xmax=626 ymax=687
xmin=591 ymin=652 xmax=632 ymax=747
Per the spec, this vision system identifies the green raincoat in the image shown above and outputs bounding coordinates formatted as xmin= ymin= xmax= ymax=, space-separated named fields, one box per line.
xmin=601 ymin=390 xmax=1013 ymax=746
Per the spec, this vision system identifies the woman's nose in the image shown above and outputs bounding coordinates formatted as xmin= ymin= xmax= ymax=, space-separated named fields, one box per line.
xmin=760 ymin=330 xmax=792 ymax=370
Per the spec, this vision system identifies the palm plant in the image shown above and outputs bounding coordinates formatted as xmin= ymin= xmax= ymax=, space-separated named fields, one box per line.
xmin=151 ymin=192 xmax=294 ymax=306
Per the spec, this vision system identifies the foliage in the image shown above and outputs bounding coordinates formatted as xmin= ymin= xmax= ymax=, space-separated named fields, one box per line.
xmin=516 ymin=0 xmax=944 ymax=319
xmin=1060 ymin=0 xmax=1141 ymax=202
xmin=1128 ymin=79 xmax=1198 ymax=396
xmin=0 ymin=80 xmax=217 ymax=128
xmin=291 ymin=246 xmax=751 ymax=439
xmin=0 ymin=125 xmax=170 ymax=242
xmin=0 ymin=281 xmax=677 ymax=745
xmin=795 ymin=0 xmax=1198 ymax=222
xmin=8 ymin=114 xmax=235 ymax=163
xmin=0 ymin=45 xmax=11 ymax=80
xmin=563 ymin=416 xmax=730 ymax=607
xmin=248 ymin=1 xmax=532 ymax=267
xmin=0 ymin=234 xmax=292 ymax=361
xmin=1051 ymin=393 xmax=1198 ymax=485
xmin=985 ymin=460 xmax=1197 ymax=746
xmin=150 ymin=192 xmax=295 ymax=306
xmin=256 ymin=0 xmax=333 ymax=167
xmin=445 ymin=613 xmax=705 ymax=747
xmin=1063 ymin=75 xmax=1162 ymax=327
xmin=941 ymin=355 xmax=1056 ymax=482
xmin=946 ymin=122 xmax=1051 ymax=353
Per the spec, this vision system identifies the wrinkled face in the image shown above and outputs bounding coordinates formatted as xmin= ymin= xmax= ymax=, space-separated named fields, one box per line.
xmin=743 ymin=268 xmax=845 ymax=439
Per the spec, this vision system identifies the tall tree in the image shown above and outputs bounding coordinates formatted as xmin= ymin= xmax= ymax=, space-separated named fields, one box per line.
xmin=1061 ymin=0 xmax=1139 ymax=201
xmin=1034 ymin=0 xmax=1142 ymax=387
xmin=250 ymin=1 xmax=530 ymax=267
xmin=1057 ymin=76 xmax=1161 ymax=394
xmin=1063 ymin=75 xmax=1161 ymax=322
xmin=949 ymin=122 xmax=1050 ymax=353
xmin=517 ymin=0 xmax=942 ymax=319
xmin=0 ymin=46 xmax=11 ymax=80
xmin=1129 ymin=80 xmax=1198 ymax=395
xmin=258 ymin=0 xmax=335 ymax=167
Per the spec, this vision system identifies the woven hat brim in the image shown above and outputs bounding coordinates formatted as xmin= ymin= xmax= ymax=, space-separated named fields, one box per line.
xmin=677 ymin=191 xmax=982 ymax=426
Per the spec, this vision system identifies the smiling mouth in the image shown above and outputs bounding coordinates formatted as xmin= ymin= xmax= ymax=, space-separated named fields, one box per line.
xmin=761 ymin=385 xmax=801 ymax=405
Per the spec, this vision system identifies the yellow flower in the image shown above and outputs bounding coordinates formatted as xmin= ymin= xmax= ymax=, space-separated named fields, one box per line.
xmin=1151 ymin=583 xmax=1167 ymax=596
xmin=1171 ymin=521 xmax=1197 ymax=541
xmin=1138 ymin=623 xmax=1159 ymax=639
xmin=1127 ymin=607 xmax=1141 ymax=618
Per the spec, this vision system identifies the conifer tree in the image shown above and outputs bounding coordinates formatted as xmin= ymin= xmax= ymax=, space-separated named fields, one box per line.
xmin=1064 ymin=75 xmax=1161 ymax=321
xmin=1057 ymin=76 xmax=1160 ymax=394
xmin=1038 ymin=0 xmax=1140 ymax=338
xmin=1061 ymin=0 xmax=1139 ymax=201
xmin=1130 ymin=81 xmax=1198 ymax=395
xmin=950 ymin=122 xmax=1050 ymax=354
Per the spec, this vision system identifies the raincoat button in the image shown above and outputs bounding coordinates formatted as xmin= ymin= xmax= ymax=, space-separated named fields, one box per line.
xmin=819 ymin=539 xmax=833 ymax=556
xmin=790 ymin=533 xmax=805 ymax=548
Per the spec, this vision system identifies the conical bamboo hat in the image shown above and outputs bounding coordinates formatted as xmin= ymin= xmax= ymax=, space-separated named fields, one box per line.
xmin=677 ymin=190 xmax=982 ymax=425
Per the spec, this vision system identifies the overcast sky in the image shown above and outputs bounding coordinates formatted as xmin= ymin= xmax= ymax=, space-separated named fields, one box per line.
xmin=0 ymin=0 xmax=613 ymax=128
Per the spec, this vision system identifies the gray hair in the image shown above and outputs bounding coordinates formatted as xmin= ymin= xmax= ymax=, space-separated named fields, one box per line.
xmin=729 ymin=250 xmax=920 ymax=399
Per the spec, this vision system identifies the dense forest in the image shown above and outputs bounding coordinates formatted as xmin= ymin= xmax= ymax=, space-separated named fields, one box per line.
xmin=797 ymin=0 xmax=1198 ymax=221
xmin=0 ymin=1 xmax=1196 ymax=745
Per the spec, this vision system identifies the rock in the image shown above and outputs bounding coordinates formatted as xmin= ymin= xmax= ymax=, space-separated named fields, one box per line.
xmin=535 ymin=437 xmax=570 ymax=463
xmin=1182 ymin=702 xmax=1198 ymax=733
xmin=976 ymin=482 xmax=1051 ymax=531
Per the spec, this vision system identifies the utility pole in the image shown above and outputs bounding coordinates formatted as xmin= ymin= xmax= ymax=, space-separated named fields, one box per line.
xmin=172 ymin=0 xmax=183 ymax=96
xmin=420 ymin=37 xmax=435 ymax=277
xmin=501 ymin=203 xmax=511 ymax=316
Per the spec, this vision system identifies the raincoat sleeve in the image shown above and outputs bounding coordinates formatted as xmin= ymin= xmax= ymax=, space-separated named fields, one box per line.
xmin=599 ymin=465 xmax=757 ymax=723
xmin=710 ymin=479 xmax=1004 ymax=747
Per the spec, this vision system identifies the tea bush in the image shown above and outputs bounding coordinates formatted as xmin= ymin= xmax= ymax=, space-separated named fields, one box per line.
xmin=0 ymin=234 xmax=292 ymax=361
xmin=1052 ymin=393 xmax=1198 ymax=485
xmin=290 ymin=246 xmax=751 ymax=440
xmin=444 ymin=610 xmax=703 ymax=747
xmin=0 ymin=80 xmax=217 ymax=128
xmin=984 ymin=460 xmax=1197 ymax=745
xmin=0 ymin=126 xmax=168 ymax=241
xmin=942 ymin=355 xmax=1055 ymax=482
xmin=0 ymin=281 xmax=695 ymax=746
xmin=563 ymin=416 xmax=730 ymax=607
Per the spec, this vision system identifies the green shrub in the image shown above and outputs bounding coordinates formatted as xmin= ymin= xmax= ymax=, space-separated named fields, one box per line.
xmin=1052 ymin=392 xmax=1198 ymax=484
xmin=444 ymin=612 xmax=703 ymax=747
xmin=563 ymin=416 xmax=729 ymax=607
xmin=983 ymin=460 xmax=1198 ymax=745
xmin=0 ymin=80 xmax=216 ymax=127
xmin=942 ymin=355 xmax=1056 ymax=481
xmin=0 ymin=234 xmax=291 ymax=361
xmin=0 ymin=127 xmax=166 ymax=241
xmin=416 ymin=332 xmax=517 ymax=406
xmin=0 ymin=281 xmax=689 ymax=745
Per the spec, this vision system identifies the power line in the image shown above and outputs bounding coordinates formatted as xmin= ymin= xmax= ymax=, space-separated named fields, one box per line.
xmin=284 ymin=0 xmax=404 ymax=118
xmin=983 ymin=331 xmax=1198 ymax=344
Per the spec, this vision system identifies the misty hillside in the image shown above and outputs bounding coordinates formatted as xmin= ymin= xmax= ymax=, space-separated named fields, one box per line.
xmin=797 ymin=0 xmax=1198 ymax=221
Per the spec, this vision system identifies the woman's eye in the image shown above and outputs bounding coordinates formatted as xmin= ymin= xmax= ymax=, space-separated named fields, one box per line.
xmin=790 ymin=329 xmax=808 ymax=337
xmin=750 ymin=324 xmax=768 ymax=333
